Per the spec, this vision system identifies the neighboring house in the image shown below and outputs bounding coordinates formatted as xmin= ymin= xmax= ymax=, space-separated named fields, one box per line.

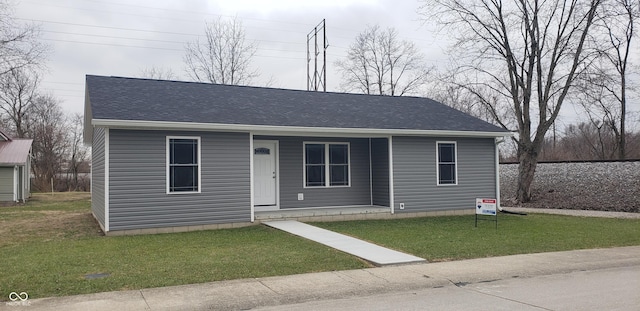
xmin=0 ymin=129 xmax=33 ymax=204
xmin=84 ymin=75 xmax=510 ymax=235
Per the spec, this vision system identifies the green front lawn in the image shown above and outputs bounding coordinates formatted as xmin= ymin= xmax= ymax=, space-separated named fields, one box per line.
xmin=312 ymin=214 xmax=640 ymax=262
xmin=0 ymin=226 xmax=366 ymax=299
xmin=1 ymin=193 xmax=639 ymax=299
xmin=0 ymin=193 xmax=366 ymax=299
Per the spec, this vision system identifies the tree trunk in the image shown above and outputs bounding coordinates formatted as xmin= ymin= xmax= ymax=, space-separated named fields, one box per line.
xmin=516 ymin=147 xmax=539 ymax=203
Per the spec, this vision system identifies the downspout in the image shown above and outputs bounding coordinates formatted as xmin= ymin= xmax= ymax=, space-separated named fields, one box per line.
xmin=13 ymin=166 xmax=18 ymax=203
xmin=495 ymin=137 xmax=504 ymax=212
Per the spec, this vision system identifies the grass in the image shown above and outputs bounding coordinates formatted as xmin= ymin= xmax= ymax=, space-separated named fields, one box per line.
xmin=311 ymin=214 xmax=640 ymax=262
xmin=0 ymin=193 xmax=366 ymax=299
xmin=1 ymin=193 xmax=639 ymax=299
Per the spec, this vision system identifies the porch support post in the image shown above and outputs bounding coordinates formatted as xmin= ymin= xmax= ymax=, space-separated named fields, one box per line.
xmin=388 ymin=136 xmax=395 ymax=214
xmin=368 ymin=138 xmax=373 ymax=206
xmin=249 ymin=133 xmax=255 ymax=222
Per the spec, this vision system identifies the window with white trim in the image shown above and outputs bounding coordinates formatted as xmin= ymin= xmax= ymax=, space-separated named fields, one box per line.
xmin=437 ymin=142 xmax=457 ymax=185
xmin=304 ymin=142 xmax=350 ymax=187
xmin=167 ymin=137 xmax=201 ymax=193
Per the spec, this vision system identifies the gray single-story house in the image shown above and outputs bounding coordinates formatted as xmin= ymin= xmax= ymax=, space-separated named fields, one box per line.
xmin=0 ymin=129 xmax=33 ymax=204
xmin=84 ymin=75 xmax=509 ymax=235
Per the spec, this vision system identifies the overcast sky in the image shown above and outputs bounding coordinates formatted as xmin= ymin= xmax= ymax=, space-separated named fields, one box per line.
xmin=15 ymin=0 xmax=448 ymax=115
xmin=13 ymin=0 xmax=640 ymax=129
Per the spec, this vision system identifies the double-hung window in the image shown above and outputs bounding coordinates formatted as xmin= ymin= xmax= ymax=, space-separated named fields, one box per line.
xmin=437 ymin=141 xmax=457 ymax=185
xmin=167 ymin=137 xmax=201 ymax=193
xmin=304 ymin=142 xmax=350 ymax=187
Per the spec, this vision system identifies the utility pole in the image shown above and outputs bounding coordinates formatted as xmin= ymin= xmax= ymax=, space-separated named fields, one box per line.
xmin=307 ymin=19 xmax=327 ymax=92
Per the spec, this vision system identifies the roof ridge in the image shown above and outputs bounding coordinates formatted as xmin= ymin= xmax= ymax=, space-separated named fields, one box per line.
xmin=85 ymin=74 xmax=431 ymax=100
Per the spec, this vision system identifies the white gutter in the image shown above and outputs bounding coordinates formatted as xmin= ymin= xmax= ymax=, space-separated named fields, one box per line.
xmin=92 ymin=119 xmax=511 ymax=138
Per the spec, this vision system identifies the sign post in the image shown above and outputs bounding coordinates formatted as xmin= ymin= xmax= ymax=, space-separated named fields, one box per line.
xmin=475 ymin=198 xmax=498 ymax=228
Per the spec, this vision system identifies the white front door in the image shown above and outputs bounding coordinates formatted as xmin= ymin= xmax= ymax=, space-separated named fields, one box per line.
xmin=253 ymin=141 xmax=277 ymax=208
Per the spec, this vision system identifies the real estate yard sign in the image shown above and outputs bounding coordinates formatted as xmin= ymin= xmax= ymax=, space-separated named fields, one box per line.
xmin=475 ymin=198 xmax=497 ymax=228
xmin=476 ymin=198 xmax=497 ymax=215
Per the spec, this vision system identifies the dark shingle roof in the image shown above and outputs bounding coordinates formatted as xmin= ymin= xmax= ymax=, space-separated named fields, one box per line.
xmin=85 ymin=75 xmax=507 ymax=134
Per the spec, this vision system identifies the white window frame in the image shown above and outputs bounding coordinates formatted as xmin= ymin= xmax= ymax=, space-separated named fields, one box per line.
xmin=166 ymin=136 xmax=202 ymax=194
xmin=303 ymin=142 xmax=351 ymax=188
xmin=436 ymin=141 xmax=458 ymax=186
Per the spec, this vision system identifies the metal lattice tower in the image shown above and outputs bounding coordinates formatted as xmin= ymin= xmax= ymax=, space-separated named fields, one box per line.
xmin=307 ymin=19 xmax=327 ymax=92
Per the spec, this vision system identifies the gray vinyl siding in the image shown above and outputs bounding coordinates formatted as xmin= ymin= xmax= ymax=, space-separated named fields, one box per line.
xmin=392 ymin=136 xmax=496 ymax=212
xmin=256 ymin=136 xmax=371 ymax=208
xmin=371 ymin=138 xmax=390 ymax=206
xmin=91 ymin=127 xmax=106 ymax=228
xmin=0 ymin=167 xmax=13 ymax=202
xmin=108 ymin=129 xmax=250 ymax=230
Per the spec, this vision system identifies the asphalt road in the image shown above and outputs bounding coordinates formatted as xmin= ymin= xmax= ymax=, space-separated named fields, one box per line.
xmin=255 ymin=266 xmax=640 ymax=311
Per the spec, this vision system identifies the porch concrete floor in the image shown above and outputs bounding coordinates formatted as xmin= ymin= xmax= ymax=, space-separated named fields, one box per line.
xmin=263 ymin=220 xmax=426 ymax=266
xmin=254 ymin=206 xmax=390 ymax=221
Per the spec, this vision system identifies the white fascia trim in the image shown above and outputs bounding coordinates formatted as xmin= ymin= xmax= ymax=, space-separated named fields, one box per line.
xmin=92 ymin=119 xmax=511 ymax=138
xmin=104 ymin=128 xmax=110 ymax=232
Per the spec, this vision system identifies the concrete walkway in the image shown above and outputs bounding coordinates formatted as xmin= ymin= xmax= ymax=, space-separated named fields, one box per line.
xmin=8 ymin=246 xmax=640 ymax=311
xmin=263 ymin=220 xmax=425 ymax=266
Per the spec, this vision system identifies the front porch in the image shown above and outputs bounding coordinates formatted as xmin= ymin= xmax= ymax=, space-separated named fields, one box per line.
xmin=252 ymin=136 xmax=391 ymax=211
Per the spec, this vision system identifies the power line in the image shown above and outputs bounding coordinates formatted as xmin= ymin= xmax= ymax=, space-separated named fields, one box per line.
xmin=42 ymin=29 xmax=306 ymax=48
xmin=42 ymin=30 xmax=186 ymax=45
xmin=21 ymin=1 xmax=442 ymax=50
xmin=41 ymin=81 xmax=84 ymax=85
xmin=75 ymin=0 xmax=317 ymax=27
xmin=17 ymin=18 xmax=199 ymax=36
xmin=40 ymin=38 xmax=306 ymax=60
xmin=40 ymin=38 xmax=183 ymax=52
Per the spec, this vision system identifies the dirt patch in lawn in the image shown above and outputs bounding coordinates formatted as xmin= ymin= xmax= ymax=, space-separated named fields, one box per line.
xmin=0 ymin=210 xmax=102 ymax=247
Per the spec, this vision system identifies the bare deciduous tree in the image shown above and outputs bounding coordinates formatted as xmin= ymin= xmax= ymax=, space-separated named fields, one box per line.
xmin=184 ymin=17 xmax=258 ymax=85
xmin=336 ymin=25 xmax=432 ymax=96
xmin=578 ymin=0 xmax=639 ymax=160
xmin=0 ymin=68 xmax=39 ymax=137
xmin=0 ymin=0 xmax=47 ymax=76
xmin=139 ymin=66 xmax=178 ymax=80
xmin=65 ymin=113 xmax=88 ymax=191
xmin=26 ymin=94 xmax=68 ymax=191
xmin=422 ymin=0 xmax=602 ymax=203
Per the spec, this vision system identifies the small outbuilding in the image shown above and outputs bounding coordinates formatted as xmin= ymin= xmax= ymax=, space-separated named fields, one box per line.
xmin=84 ymin=75 xmax=509 ymax=235
xmin=0 ymin=129 xmax=33 ymax=204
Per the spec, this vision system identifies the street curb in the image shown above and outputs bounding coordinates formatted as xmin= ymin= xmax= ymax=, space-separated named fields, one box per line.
xmin=8 ymin=246 xmax=640 ymax=311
